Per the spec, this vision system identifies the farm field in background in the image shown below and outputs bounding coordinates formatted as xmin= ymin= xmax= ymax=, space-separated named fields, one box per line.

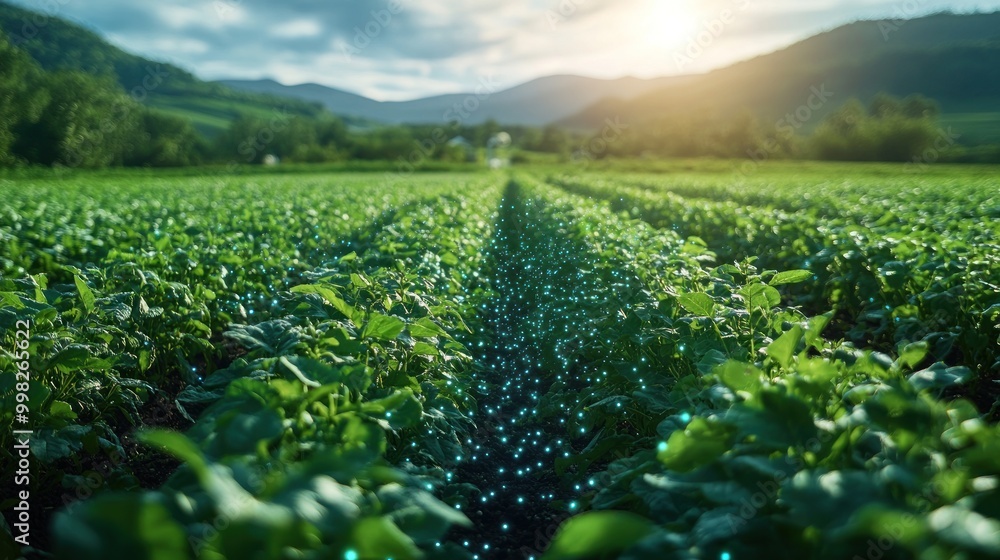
xmin=2 ymin=162 xmax=999 ymax=560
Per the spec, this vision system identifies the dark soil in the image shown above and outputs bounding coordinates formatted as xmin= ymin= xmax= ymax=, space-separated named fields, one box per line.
xmin=447 ymin=411 xmax=573 ymax=560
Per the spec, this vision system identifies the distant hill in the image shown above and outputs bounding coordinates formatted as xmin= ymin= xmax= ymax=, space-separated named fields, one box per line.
xmin=219 ymin=75 xmax=692 ymax=126
xmin=4 ymin=1 xmax=999 ymax=144
xmin=561 ymin=12 xmax=1000 ymax=145
xmin=0 ymin=1 xmax=325 ymax=136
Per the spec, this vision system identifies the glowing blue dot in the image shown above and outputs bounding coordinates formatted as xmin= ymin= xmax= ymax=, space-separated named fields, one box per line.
xmin=657 ymin=441 xmax=668 ymax=452
xmin=344 ymin=550 xmax=358 ymax=560
xmin=721 ymin=553 xmax=732 ymax=560
xmin=680 ymin=412 xmax=691 ymax=423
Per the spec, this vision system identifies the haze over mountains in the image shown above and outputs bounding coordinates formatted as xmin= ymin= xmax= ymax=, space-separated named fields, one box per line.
xmin=2 ymin=0 xmax=998 ymax=143
xmin=218 ymin=75 xmax=690 ymax=127
xmin=220 ymin=12 xmax=1000 ymax=143
xmin=560 ymin=12 xmax=1000 ymax=144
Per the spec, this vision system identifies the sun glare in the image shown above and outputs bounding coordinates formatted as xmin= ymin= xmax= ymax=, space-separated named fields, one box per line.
xmin=639 ymin=0 xmax=700 ymax=51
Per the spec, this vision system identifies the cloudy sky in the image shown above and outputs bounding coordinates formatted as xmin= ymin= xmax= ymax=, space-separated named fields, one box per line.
xmin=10 ymin=0 xmax=1000 ymax=100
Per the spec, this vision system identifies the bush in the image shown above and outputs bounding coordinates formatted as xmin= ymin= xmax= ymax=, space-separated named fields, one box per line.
xmin=809 ymin=94 xmax=943 ymax=162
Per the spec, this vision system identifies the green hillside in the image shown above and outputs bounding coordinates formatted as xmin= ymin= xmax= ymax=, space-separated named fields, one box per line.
xmin=0 ymin=1 xmax=324 ymax=136
xmin=564 ymin=13 xmax=1000 ymax=145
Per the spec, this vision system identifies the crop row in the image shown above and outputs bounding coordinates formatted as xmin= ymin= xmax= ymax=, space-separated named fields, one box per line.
xmin=499 ymin=178 xmax=1000 ymax=560
xmin=39 ymin=178 xmax=506 ymax=559
xmin=3 ymin=171 xmax=999 ymax=560
xmin=552 ymin=174 xmax=1000 ymax=415
xmin=594 ymin=171 xmax=1000 ymax=226
xmin=0 ymin=175 xmax=500 ymax=557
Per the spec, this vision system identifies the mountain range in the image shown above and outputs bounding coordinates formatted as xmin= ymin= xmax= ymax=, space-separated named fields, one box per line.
xmin=2 ymin=1 xmax=998 ymax=144
xmin=217 ymin=75 xmax=691 ymax=127
xmin=560 ymin=12 xmax=1000 ymax=144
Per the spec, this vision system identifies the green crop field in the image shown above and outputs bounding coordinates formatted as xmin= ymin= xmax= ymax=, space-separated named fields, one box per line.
xmin=2 ymin=163 xmax=999 ymax=560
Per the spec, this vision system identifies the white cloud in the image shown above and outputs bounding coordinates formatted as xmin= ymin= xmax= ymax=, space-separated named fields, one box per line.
xmin=10 ymin=0 xmax=1000 ymax=99
xmin=270 ymin=19 xmax=323 ymax=39
xmin=155 ymin=3 xmax=247 ymax=30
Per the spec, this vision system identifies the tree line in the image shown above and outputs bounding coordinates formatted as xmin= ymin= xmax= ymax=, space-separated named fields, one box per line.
xmin=577 ymin=93 xmax=1000 ymax=164
xmin=2 ymin=30 xmax=996 ymax=170
xmin=1 ymin=33 xmax=206 ymax=168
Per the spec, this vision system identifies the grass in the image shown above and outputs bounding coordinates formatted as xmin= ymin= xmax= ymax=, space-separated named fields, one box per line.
xmin=147 ymin=92 xmax=321 ymax=137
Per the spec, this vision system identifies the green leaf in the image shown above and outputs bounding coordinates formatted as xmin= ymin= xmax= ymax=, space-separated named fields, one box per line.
xmin=362 ymin=313 xmax=405 ymax=341
xmin=695 ymin=349 xmax=728 ymax=375
xmin=30 ymin=274 xmax=48 ymax=303
xmin=677 ymin=292 xmax=715 ymax=317
xmin=53 ymin=494 xmax=190 ymax=560
xmin=658 ymin=417 xmax=735 ymax=472
xmin=769 ymin=269 xmax=812 ymax=286
xmin=362 ymin=389 xmax=424 ymax=430
xmin=350 ymin=273 xmax=370 ymax=288
xmin=929 ymin=506 xmax=1000 ymax=555
xmin=728 ymin=390 xmax=817 ymax=448
xmin=350 ymin=517 xmax=422 ymax=560
xmin=139 ymin=430 xmax=208 ymax=478
xmin=804 ymin=313 xmax=832 ymax=349
xmin=716 ymin=361 xmax=763 ymax=394
xmin=851 ymin=506 xmax=926 ymax=548
xmin=897 ymin=341 xmax=930 ymax=369
xmin=408 ymin=317 xmax=448 ymax=338
xmin=783 ymin=471 xmax=885 ymax=530
xmin=291 ymin=284 xmax=359 ymax=323
xmin=32 ymin=426 xmax=90 ymax=462
xmin=47 ymin=345 xmax=113 ymax=373
xmin=908 ymin=363 xmax=972 ymax=392
xmin=412 ymin=341 xmax=439 ymax=356
xmin=325 ymin=414 xmax=386 ymax=472
xmin=74 ymin=275 xmax=96 ymax=314
xmin=49 ymin=400 xmax=77 ymax=421
xmin=215 ymin=408 xmax=285 ymax=455
xmin=739 ymin=283 xmax=781 ymax=311
xmin=139 ymin=349 xmax=152 ymax=373
xmin=0 ymin=291 xmax=24 ymax=309
xmin=378 ymin=484 xmax=471 ymax=544
xmin=279 ymin=356 xmax=322 ymax=388
xmin=323 ymin=327 xmax=365 ymax=356
xmin=272 ymin=476 xmax=362 ymax=540
xmin=766 ymin=326 xmax=804 ymax=368
xmin=542 ymin=511 xmax=655 ymax=560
